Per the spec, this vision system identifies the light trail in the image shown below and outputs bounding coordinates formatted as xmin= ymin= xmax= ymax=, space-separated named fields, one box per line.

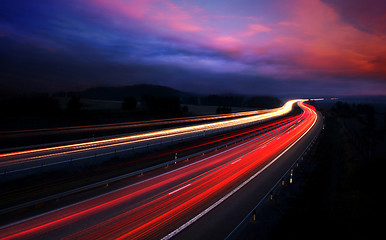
xmin=0 ymin=109 xmax=271 ymax=136
xmin=0 ymin=100 xmax=318 ymax=240
xmin=0 ymin=114 xmax=300 ymax=200
xmin=0 ymin=109 xmax=273 ymax=149
xmin=0 ymin=100 xmax=299 ymax=169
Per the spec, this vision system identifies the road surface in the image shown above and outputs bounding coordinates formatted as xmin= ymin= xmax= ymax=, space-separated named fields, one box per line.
xmin=0 ymin=100 xmax=298 ymax=174
xmin=0 ymin=100 xmax=320 ymax=239
xmin=0 ymin=109 xmax=274 ymax=149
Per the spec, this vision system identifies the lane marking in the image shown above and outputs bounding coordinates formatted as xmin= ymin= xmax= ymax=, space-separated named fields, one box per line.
xmin=168 ymin=184 xmax=191 ymax=195
xmin=231 ymin=158 xmax=242 ymax=165
xmin=161 ymin=103 xmax=318 ymax=240
xmin=0 ymin=104 xmax=304 ymax=232
xmin=0 ymin=122 xmax=285 ymax=230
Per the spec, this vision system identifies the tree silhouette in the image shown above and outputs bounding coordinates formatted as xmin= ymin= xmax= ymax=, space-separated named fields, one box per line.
xmin=67 ymin=96 xmax=82 ymax=112
xmin=122 ymin=97 xmax=137 ymax=111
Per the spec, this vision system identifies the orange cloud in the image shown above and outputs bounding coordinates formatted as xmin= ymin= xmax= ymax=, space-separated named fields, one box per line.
xmin=267 ymin=0 xmax=386 ymax=79
xmin=90 ymin=0 xmax=386 ymax=80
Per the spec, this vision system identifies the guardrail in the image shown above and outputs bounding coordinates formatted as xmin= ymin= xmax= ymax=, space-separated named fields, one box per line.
xmin=1 ymin=112 xmax=284 ymax=176
xmin=224 ymin=126 xmax=321 ymax=240
xmin=0 ymin=116 xmax=288 ymax=216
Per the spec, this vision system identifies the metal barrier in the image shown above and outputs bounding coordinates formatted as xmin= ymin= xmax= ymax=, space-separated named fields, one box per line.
xmin=0 ymin=116 xmax=285 ymax=215
xmin=1 ymin=113 xmax=281 ymax=176
xmin=225 ymin=131 xmax=320 ymax=240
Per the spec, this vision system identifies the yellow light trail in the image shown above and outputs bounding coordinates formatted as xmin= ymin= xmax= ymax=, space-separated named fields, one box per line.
xmin=0 ymin=100 xmax=304 ymax=163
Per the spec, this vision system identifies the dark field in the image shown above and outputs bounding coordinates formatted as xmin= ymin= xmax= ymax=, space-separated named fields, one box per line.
xmin=269 ymin=101 xmax=385 ymax=239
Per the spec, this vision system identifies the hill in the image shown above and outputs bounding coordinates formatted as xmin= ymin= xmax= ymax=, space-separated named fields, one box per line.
xmin=70 ymin=84 xmax=192 ymax=101
xmin=60 ymin=84 xmax=282 ymax=109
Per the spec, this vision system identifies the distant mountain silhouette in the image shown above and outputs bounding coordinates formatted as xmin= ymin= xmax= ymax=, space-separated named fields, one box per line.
xmin=67 ymin=84 xmax=284 ymax=109
xmin=73 ymin=84 xmax=193 ymax=101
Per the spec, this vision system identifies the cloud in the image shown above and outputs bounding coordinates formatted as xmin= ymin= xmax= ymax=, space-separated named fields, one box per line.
xmin=241 ymin=24 xmax=272 ymax=36
xmin=322 ymin=0 xmax=386 ymax=35
xmin=1 ymin=0 xmax=385 ymax=96
xmin=216 ymin=36 xmax=239 ymax=44
xmin=259 ymin=0 xmax=386 ymax=80
xmin=27 ymin=0 xmax=382 ymax=82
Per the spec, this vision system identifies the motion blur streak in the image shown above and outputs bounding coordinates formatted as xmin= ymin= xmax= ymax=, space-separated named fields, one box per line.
xmin=0 ymin=109 xmax=269 ymax=136
xmin=0 ymin=100 xmax=298 ymax=167
xmin=0 ymin=100 xmax=317 ymax=240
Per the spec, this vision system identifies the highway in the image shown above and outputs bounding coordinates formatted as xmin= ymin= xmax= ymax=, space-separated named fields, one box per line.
xmin=0 ymin=100 xmax=298 ymax=174
xmin=0 ymin=109 xmax=272 ymax=138
xmin=0 ymin=109 xmax=274 ymax=149
xmin=0 ymin=100 xmax=319 ymax=239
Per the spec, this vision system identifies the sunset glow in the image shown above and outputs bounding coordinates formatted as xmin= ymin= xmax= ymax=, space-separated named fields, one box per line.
xmin=0 ymin=0 xmax=385 ymax=95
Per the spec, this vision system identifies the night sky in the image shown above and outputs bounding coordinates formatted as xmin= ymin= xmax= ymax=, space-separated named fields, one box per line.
xmin=1 ymin=0 xmax=385 ymax=96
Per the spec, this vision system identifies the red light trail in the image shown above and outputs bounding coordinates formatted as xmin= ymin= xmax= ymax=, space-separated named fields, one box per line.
xmin=0 ymin=100 xmax=298 ymax=174
xmin=0 ymin=101 xmax=317 ymax=239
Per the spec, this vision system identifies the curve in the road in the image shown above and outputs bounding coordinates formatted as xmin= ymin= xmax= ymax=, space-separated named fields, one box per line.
xmin=0 ymin=100 xmax=318 ymax=240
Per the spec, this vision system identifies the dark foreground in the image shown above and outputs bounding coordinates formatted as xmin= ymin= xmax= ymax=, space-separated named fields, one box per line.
xmin=269 ymin=103 xmax=385 ymax=239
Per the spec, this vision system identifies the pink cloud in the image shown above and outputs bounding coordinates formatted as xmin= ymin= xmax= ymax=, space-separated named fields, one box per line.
xmin=88 ymin=0 xmax=386 ymax=80
xmin=168 ymin=22 xmax=202 ymax=32
xmin=216 ymin=36 xmax=239 ymax=44
xmin=213 ymin=15 xmax=260 ymax=21
xmin=264 ymin=0 xmax=386 ymax=79
xmin=93 ymin=0 xmax=155 ymax=19
xmin=241 ymin=24 xmax=272 ymax=36
xmin=92 ymin=0 xmax=204 ymax=33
